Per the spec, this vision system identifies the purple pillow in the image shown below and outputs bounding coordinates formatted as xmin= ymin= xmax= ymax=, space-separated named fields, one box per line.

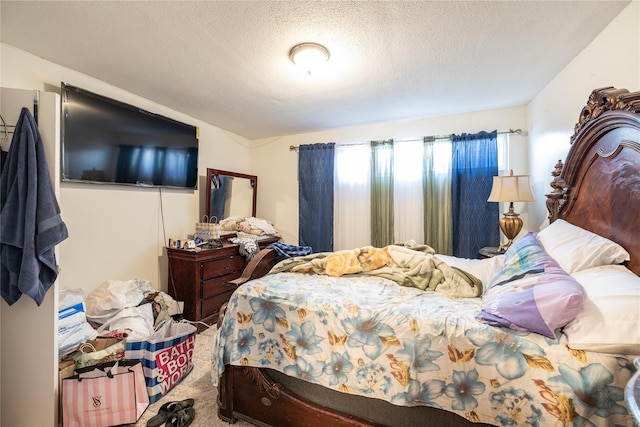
xmin=478 ymin=235 xmax=584 ymax=338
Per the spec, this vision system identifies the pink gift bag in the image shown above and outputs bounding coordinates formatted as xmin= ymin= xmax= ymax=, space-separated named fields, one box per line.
xmin=62 ymin=360 xmax=148 ymax=427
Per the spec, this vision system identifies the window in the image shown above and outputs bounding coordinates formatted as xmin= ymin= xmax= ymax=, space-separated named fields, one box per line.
xmin=333 ymin=134 xmax=508 ymax=250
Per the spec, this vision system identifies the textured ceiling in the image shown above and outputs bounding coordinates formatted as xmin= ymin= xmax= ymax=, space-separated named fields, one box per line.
xmin=0 ymin=1 xmax=630 ymax=139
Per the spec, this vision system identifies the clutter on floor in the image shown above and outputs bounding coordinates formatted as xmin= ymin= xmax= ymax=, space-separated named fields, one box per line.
xmin=164 ymin=406 xmax=196 ymax=427
xmin=146 ymin=398 xmax=195 ymax=427
xmin=58 ymin=278 xmax=197 ymax=425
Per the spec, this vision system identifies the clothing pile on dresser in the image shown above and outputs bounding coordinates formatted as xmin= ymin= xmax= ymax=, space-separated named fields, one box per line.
xmin=221 ymin=216 xmax=282 ymax=260
xmin=219 ymin=216 xmax=279 ymax=236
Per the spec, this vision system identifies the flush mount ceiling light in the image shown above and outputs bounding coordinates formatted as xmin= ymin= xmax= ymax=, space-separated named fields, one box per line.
xmin=289 ymin=42 xmax=330 ymax=75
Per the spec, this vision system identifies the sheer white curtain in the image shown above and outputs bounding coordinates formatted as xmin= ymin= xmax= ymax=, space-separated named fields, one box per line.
xmin=393 ymin=140 xmax=424 ymax=244
xmin=334 ymin=144 xmax=371 ymax=250
xmin=334 ymin=140 xmax=425 ymax=249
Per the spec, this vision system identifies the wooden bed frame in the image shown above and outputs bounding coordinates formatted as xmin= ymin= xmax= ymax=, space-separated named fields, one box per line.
xmin=216 ymin=87 xmax=640 ymax=427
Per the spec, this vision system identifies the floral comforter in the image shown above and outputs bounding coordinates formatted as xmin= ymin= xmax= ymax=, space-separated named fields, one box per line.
xmin=211 ymin=272 xmax=636 ymax=426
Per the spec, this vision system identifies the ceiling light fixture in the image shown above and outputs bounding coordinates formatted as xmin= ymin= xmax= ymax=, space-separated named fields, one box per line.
xmin=289 ymin=42 xmax=330 ymax=75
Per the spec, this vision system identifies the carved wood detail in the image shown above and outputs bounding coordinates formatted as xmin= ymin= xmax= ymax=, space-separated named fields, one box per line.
xmin=242 ymin=366 xmax=284 ymax=399
xmin=596 ymin=139 xmax=640 ymax=158
xmin=545 ymin=159 xmax=568 ymax=223
xmin=573 ymin=87 xmax=640 ymax=141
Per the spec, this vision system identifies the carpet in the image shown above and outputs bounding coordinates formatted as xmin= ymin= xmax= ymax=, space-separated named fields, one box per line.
xmin=134 ymin=324 xmax=254 ymax=427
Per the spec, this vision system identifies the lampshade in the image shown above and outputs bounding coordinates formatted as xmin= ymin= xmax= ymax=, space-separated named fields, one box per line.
xmin=289 ymin=42 xmax=330 ymax=75
xmin=487 ymin=170 xmax=536 ymax=251
xmin=487 ymin=171 xmax=535 ymax=202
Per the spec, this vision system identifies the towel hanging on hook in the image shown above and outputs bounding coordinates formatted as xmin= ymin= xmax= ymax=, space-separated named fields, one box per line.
xmin=0 ymin=107 xmax=68 ymax=306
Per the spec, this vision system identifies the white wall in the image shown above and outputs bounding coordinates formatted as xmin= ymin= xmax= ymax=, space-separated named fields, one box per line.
xmin=527 ymin=1 xmax=640 ymax=230
xmin=250 ymin=105 xmax=529 ymax=245
xmin=1 ymin=44 xmax=254 ymax=295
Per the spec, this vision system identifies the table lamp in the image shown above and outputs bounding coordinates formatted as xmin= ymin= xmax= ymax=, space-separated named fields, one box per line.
xmin=487 ymin=170 xmax=536 ymax=250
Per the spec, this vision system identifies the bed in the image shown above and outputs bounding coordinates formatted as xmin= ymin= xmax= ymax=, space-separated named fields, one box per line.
xmin=211 ymin=86 xmax=640 ymax=427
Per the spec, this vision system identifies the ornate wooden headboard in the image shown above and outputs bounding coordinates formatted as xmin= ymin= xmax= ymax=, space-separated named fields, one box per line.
xmin=546 ymin=87 xmax=640 ymax=275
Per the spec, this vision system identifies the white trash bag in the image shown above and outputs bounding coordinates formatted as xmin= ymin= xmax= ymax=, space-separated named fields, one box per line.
xmin=96 ymin=304 xmax=155 ymax=340
xmin=85 ymin=279 xmax=154 ymax=325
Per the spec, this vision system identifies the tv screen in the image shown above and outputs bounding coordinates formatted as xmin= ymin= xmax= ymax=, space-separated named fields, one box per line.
xmin=61 ymin=82 xmax=198 ymax=189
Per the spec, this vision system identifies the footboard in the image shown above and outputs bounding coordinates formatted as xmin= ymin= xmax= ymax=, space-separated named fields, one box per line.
xmin=217 ymin=364 xmax=497 ymax=427
xmin=229 ymin=248 xmax=280 ymax=287
xmin=218 ymin=365 xmax=385 ymax=427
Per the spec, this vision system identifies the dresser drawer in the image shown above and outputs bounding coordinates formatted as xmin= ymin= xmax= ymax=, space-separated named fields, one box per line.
xmin=201 ymin=288 xmax=235 ymax=319
xmin=201 ymin=272 xmax=242 ymax=299
xmin=201 ymin=255 xmax=245 ymax=280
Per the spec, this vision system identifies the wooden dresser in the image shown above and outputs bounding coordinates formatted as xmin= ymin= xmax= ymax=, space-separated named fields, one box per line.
xmin=166 ymin=238 xmax=277 ymax=331
xmin=167 ymin=243 xmax=244 ymax=331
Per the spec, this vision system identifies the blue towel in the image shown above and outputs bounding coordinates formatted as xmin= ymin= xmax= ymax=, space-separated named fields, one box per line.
xmin=267 ymin=241 xmax=312 ymax=259
xmin=0 ymin=108 xmax=69 ymax=306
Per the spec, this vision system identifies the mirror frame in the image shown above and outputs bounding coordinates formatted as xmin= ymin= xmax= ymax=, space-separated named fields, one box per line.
xmin=205 ymin=168 xmax=257 ymax=220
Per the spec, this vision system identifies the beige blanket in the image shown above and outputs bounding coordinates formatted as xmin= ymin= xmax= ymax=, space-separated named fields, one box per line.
xmin=269 ymin=243 xmax=482 ymax=297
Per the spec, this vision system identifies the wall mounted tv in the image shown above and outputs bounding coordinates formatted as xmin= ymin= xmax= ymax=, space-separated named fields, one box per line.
xmin=61 ymin=82 xmax=199 ymax=189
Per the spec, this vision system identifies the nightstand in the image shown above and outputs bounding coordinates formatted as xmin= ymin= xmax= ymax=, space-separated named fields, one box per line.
xmin=479 ymin=246 xmax=505 ymax=258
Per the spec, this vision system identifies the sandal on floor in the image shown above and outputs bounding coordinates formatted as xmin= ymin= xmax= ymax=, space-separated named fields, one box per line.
xmin=146 ymin=399 xmax=195 ymax=427
xmin=164 ymin=407 xmax=195 ymax=427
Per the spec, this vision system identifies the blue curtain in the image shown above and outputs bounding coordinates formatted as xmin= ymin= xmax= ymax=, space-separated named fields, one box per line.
xmin=298 ymin=143 xmax=335 ymax=252
xmin=452 ymin=131 xmax=499 ymax=258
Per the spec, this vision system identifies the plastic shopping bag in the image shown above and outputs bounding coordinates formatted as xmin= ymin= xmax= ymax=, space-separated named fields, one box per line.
xmin=125 ymin=320 xmax=196 ymax=403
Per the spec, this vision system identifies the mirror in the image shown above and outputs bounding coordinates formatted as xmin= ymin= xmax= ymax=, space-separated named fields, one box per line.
xmin=206 ymin=168 xmax=257 ymax=222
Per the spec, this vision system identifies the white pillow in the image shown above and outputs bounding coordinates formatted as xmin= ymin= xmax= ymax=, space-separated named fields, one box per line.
xmin=561 ymin=265 xmax=640 ymax=355
xmin=436 ymin=254 xmax=505 ymax=288
xmin=536 ymin=219 xmax=629 ymax=273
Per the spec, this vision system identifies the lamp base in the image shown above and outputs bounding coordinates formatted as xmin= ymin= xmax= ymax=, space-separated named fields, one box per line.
xmin=499 ymin=207 xmax=523 ymax=250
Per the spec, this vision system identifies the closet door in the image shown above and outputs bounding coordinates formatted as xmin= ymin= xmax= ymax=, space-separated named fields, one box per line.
xmin=1 ymin=88 xmax=60 ymax=427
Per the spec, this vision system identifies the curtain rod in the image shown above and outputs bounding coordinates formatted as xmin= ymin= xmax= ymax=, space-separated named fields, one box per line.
xmin=289 ymin=128 xmax=524 ymax=152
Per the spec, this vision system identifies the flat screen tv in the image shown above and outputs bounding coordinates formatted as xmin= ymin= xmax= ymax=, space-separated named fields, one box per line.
xmin=61 ymin=82 xmax=198 ymax=189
